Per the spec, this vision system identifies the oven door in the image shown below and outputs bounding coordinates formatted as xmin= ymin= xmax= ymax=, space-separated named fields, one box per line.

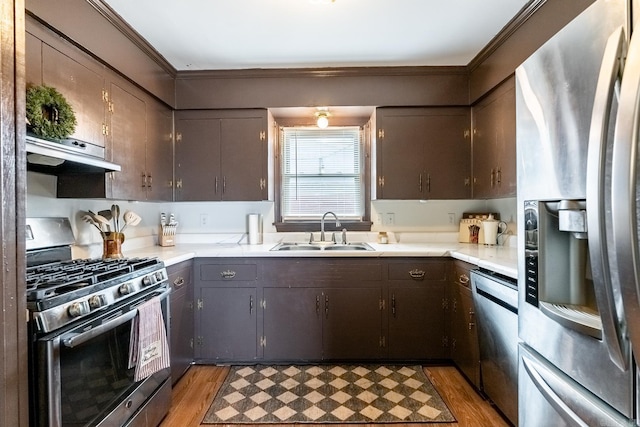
xmin=34 ymin=285 xmax=171 ymax=427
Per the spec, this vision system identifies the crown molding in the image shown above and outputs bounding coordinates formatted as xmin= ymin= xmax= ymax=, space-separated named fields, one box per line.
xmin=88 ymin=0 xmax=177 ymax=77
xmin=467 ymin=0 xmax=547 ymax=72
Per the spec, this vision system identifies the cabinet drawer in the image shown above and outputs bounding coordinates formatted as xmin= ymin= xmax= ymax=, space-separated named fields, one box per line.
xmin=452 ymin=260 xmax=475 ymax=288
xmin=387 ymin=260 xmax=447 ymax=281
xmin=168 ymin=262 xmax=193 ymax=291
xmin=263 ymin=259 xmax=382 ymax=284
xmin=200 ymin=264 xmax=257 ymax=282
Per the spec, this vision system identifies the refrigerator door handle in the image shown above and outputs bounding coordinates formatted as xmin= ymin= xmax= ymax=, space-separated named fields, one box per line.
xmin=612 ymin=26 xmax=640 ymax=364
xmin=586 ymin=26 xmax=628 ymax=370
xmin=521 ymin=347 xmax=629 ymax=427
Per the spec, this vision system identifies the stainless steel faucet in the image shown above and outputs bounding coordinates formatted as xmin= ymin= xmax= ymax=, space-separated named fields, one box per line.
xmin=320 ymin=211 xmax=341 ymax=242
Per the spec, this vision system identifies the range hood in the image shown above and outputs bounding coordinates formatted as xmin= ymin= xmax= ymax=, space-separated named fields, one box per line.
xmin=26 ymin=135 xmax=121 ymax=174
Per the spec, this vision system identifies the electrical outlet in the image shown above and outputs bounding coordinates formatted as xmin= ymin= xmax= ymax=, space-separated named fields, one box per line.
xmin=448 ymin=213 xmax=456 ymax=224
xmin=385 ymin=213 xmax=395 ymax=225
xmin=200 ymin=213 xmax=208 ymax=226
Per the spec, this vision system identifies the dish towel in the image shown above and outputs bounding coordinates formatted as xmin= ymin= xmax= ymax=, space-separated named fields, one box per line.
xmin=128 ymin=296 xmax=170 ymax=382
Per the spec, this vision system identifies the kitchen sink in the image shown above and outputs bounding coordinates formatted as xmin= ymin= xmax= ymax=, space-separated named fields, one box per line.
xmin=323 ymin=243 xmax=374 ymax=251
xmin=270 ymin=242 xmax=375 ymax=251
xmin=270 ymin=243 xmax=321 ymax=251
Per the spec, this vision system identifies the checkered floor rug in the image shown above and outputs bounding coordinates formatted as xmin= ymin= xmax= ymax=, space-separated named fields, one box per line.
xmin=202 ymin=364 xmax=456 ymax=424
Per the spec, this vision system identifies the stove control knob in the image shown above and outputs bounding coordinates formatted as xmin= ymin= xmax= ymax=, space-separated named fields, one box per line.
xmin=88 ymin=294 xmax=106 ymax=309
xmin=119 ymin=283 xmax=133 ymax=295
xmin=155 ymin=271 xmax=164 ymax=281
xmin=142 ymin=275 xmax=153 ymax=286
xmin=68 ymin=302 xmax=89 ymax=318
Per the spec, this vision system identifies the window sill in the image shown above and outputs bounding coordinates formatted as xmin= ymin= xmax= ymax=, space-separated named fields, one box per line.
xmin=275 ymin=220 xmax=372 ymax=233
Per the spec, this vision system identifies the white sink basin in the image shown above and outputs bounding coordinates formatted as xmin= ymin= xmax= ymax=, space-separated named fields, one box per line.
xmin=270 ymin=242 xmax=374 ymax=251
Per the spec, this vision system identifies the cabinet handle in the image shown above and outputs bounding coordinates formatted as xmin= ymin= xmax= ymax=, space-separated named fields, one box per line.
xmin=215 ymin=177 xmax=219 ymax=194
xmin=147 ymin=173 xmax=152 ymax=191
xmin=250 ymin=295 xmax=254 ymax=314
xmin=469 ymin=322 xmax=475 ymax=330
xmin=141 ymin=172 xmax=147 ymax=188
xmin=419 ymin=173 xmax=423 ymax=192
xmin=427 ymin=173 xmax=431 ymax=192
xmin=316 ymin=295 xmax=320 ymax=315
xmin=173 ymin=277 xmax=185 ymax=288
xmin=452 ymin=300 xmax=457 ymax=312
xmin=496 ymin=167 xmax=502 ymax=186
xmin=459 ymin=274 xmax=470 ymax=285
xmin=223 ymin=176 xmax=226 ymax=194
xmin=220 ymin=270 xmax=236 ymax=279
xmin=490 ymin=168 xmax=495 ymax=188
xmin=409 ymin=269 xmax=426 ymax=280
xmin=325 ymin=295 xmax=329 ymax=318
xmin=391 ymin=294 xmax=396 ymax=317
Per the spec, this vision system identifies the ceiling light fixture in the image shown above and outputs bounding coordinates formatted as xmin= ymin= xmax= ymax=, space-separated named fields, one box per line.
xmin=315 ymin=110 xmax=330 ymax=128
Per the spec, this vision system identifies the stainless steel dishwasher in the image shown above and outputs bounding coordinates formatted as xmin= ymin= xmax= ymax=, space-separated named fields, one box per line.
xmin=471 ymin=268 xmax=519 ymax=426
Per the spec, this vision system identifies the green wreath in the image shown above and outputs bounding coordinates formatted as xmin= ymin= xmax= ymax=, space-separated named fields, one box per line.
xmin=26 ymin=85 xmax=77 ymax=139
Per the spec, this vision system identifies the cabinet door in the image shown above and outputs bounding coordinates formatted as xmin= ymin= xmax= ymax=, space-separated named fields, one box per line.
xmin=220 ymin=116 xmax=266 ymax=201
xmin=175 ymin=116 xmax=221 ymax=201
xmin=472 ymin=77 xmax=516 ymax=198
xmin=42 ymin=43 xmax=106 ymax=147
xmin=198 ymin=287 xmax=257 ymax=362
xmin=388 ymin=284 xmax=447 ymax=359
xmin=323 ymin=287 xmax=382 ymax=360
xmin=423 ymin=109 xmax=471 ymax=199
xmin=377 ymin=111 xmax=425 ymax=199
xmin=108 ymin=81 xmax=147 ymax=200
xmin=146 ymin=100 xmax=174 ymax=201
xmin=455 ymin=284 xmax=480 ymax=387
xmin=168 ymin=262 xmax=193 ymax=384
xmin=263 ymin=287 xmax=322 ymax=361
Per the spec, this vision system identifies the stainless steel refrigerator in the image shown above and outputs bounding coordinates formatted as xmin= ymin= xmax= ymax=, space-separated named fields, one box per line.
xmin=516 ymin=0 xmax=640 ymax=424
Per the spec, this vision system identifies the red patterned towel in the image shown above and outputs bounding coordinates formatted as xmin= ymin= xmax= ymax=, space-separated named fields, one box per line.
xmin=128 ymin=297 xmax=170 ymax=381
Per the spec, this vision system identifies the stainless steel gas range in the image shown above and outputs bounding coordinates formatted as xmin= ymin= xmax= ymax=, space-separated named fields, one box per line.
xmin=26 ymin=217 xmax=172 ymax=427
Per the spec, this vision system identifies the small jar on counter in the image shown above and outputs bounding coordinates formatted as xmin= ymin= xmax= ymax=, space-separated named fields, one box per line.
xmin=378 ymin=231 xmax=389 ymax=244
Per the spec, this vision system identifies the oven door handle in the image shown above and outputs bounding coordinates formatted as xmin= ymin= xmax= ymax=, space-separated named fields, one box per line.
xmin=61 ymin=310 xmax=138 ymax=348
xmin=61 ymin=287 xmax=171 ymax=348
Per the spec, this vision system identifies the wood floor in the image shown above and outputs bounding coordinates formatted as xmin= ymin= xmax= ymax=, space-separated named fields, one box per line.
xmin=160 ymin=364 xmax=511 ymax=427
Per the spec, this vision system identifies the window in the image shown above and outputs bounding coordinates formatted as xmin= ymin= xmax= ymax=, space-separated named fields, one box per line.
xmin=277 ymin=126 xmax=369 ymax=228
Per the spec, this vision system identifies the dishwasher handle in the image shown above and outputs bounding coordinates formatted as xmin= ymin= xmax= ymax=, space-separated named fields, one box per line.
xmin=471 ymin=270 xmax=518 ymax=312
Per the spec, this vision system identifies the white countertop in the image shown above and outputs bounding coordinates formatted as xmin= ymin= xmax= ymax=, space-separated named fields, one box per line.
xmin=123 ymin=233 xmax=518 ymax=279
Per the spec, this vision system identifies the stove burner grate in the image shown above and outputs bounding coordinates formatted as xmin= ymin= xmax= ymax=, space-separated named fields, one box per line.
xmin=26 ymin=257 xmax=164 ymax=306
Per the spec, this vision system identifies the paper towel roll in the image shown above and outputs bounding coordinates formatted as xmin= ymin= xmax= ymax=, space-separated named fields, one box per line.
xmin=247 ymin=214 xmax=263 ymax=245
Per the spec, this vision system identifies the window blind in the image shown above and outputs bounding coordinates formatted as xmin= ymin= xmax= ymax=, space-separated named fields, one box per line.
xmin=281 ymin=127 xmax=364 ymax=221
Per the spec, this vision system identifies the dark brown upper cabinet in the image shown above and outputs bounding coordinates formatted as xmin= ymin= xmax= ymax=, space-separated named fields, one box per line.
xmin=375 ymin=107 xmax=471 ymax=200
xmin=471 ymin=76 xmax=516 ymax=198
xmin=27 ymin=28 xmax=108 ymax=148
xmin=174 ymin=109 xmax=268 ymax=202
xmin=27 ymin=19 xmax=173 ymax=201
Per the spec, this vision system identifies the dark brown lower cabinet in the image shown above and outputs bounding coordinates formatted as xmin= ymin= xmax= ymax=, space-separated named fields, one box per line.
xmin=386 ymin=259 xmax=448 ymax=360
xmin=387 ymin=285 xmax=447 ymax=359
xmin=261 ymin=258 xmax=384 ymax=362
xmin=197 ymin=287 xmax=258 ymax=362
xmin=322 ymin=287 xmax=383 ymax=360
xmin=450 ymin=260 xmax=481 ymax=388
xmin=262 ymin=287 xmax=323 ymax=361
xmin=193 ymin=257 xmax=453 ymax=363
xmin=168 ymin=260 xmax=194 ymax=384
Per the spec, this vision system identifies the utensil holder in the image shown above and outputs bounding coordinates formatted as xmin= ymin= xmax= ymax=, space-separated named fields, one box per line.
xmin=103 ymin=232 xmax=124 ymax=259
xmin=159 ymin=225 xmax=175 ymax=247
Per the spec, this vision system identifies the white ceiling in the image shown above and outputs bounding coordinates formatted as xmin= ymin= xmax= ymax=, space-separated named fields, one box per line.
xmin=101 ymin=0 xmax=531 ymax=71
